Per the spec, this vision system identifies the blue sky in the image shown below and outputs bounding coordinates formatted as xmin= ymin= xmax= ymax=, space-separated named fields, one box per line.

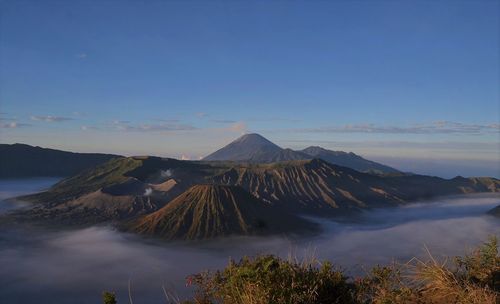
xmin=0 ymin=0 xmax=498 ymax=177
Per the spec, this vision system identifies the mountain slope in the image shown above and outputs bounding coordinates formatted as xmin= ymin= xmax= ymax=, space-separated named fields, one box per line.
xmin=300 ymin=146 xmax=400 ymax=174
xmin=0 ymin=143 xmax=121 ymax=178
xmin=211 ymin=159 xmax=499 ymax=214
xmin=127 ymin=184 xmax=317 ymax=240
xmin=9 ymin=157 xmax=499 ymax=229
xmin=11 ymin=156 xmax=214 ymax=224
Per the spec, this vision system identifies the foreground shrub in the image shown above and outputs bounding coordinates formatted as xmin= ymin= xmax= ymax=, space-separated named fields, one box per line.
xmin=102 ymin=291 xmax=117 ymax=304
xmin=356 ymin=264 xmax=416 ymax=303
xmin=406 ymin=236 xmax=499 ymax=304
xmin=455 ymin=235 xmax=500 ymax=291
xmin=188 ymin=255 xmax=356 ymax=304
xmin=356 ymin=237 xmax=499 ymax=304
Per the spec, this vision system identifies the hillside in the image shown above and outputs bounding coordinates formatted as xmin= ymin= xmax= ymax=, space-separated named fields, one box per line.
xmin=11 ymin=157 xmax=500 ymax=228
xmin=12 ymin=156 xmax=216 ymax=224
xmin=0 ymin=143 xmax=121 ymax=178
xmin=211 ymin=158 xmax=499 ymax=213
xmin=127 ymin=184 xmax=317 ymax=240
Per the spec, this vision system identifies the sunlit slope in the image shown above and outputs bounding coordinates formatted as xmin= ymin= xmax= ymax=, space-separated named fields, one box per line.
xmin=128 ymin=184 xmax=317 ymax=240
xmin=10 ymin=157 xmax=499 ymax=226
xmin=212 ymin=158 xmax=500 ymax=214
xmin=13 ymin=156 xmax=217 ymax=224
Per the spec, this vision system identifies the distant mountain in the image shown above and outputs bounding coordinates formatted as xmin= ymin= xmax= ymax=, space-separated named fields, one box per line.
xmin=203 ymin=133 xmax=309 ymax=163
xmin=0 ymin=143 xmax=121 ymax=178
xmin=300 ymin=146 xmax=400 ymax=174
xmin=127 ymin=184 xmax=317 ymax=240
xmin=203 ymin=133 xmax=399 ymax=174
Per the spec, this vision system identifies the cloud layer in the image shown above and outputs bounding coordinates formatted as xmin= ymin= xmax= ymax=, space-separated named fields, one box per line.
xmin=293 ymin=121 xmax=499 ymax=135
xmin=111 ymin=120 xmax=197 ymax=132
xmin=0 ymin=122 xmax=31 ymax=128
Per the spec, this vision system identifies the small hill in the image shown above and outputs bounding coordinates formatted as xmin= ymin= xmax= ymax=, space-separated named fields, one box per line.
xmin=128 ymin=184 xmax=317 ymax=240
xmin=0 ymin=143 xmax=120 ymax=178
xmin=300 ymin=146 xmax=400 ymax=174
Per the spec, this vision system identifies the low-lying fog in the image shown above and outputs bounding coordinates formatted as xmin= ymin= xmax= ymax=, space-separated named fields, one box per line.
xmin=0 ymin=179 xmax=499 ymax=304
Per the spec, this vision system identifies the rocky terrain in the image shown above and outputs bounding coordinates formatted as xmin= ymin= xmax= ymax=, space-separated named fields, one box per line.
xmin=128 ymin=184 xmax=317 ymax=240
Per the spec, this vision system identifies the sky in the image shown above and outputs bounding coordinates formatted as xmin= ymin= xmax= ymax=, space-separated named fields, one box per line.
xmin=0 ymin=0 xmax=498 ymax=178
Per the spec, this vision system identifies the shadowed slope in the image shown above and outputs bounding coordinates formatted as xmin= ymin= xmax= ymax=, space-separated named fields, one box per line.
xmin=128 ymin=184 xmax=317 ymax=240
xmin=0 ymin=143 xmax=121 ymax=178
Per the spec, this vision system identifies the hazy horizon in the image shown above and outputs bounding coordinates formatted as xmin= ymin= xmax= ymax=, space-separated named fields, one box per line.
xmin=1 ymin=136 xmax=499 ymax=178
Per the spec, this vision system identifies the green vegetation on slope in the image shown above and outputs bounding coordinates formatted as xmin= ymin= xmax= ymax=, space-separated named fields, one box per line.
xmin=19 ymin=157 xmax=143 ymax=205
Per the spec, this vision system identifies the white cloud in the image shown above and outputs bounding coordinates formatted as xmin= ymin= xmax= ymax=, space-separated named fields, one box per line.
xmin=211 ymin=119 xmax=238 ymax=124
xmin=1 ymin=122 xmax=18 ymax=129
xmin=111 ymin=120 xmax=196 ymax=132
xmin=76 ymin=53 xmax=88 ymax=59
xmin=227 ymin=121 xmax=247 ymax=134
xmin=0 ymin=122 xmax=31 ymax=128
xmin=143 ymin=188 xmax=153 ymax=196
xmin=31 ymin=115 xmax=73 ymax=122
xmin=80 ymin=125 xmax=99 ymax=131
